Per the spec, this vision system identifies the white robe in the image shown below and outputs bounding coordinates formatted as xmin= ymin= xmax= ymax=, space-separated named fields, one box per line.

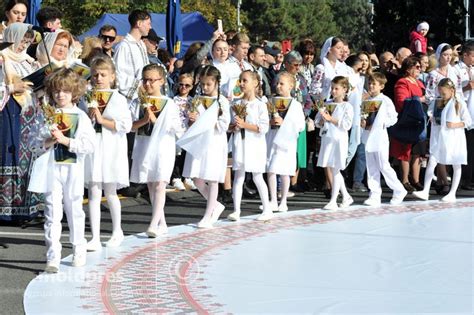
xmin=425 ymin=65 xmax=462 ymax=103
xmin=138 ymin=98 xmax=182 ymax=183
xmin=266 ymin=99 xmax=305 ymax=175
xmin=428 ymin=98 xmax=471 ymax=165
xmin=177 ymin=95 xmax=230 ymax=182
xmin=347 ymin=69 xmax=366 ymax=164
xmin=454 ymin=61 xmax=474 ymax=129
xmin=309 ymin=57 xmax=350 ymax=100
xmin=231 ymin=98 xmax=269 ymax=172
xmin=361 ymin=94 xmax=398 ymax=153
xmin=28 ymin=106 xmax=95 ymax=196
xmin=83 ymin=91 xmax=132 ymax=188
xmin=316 ymin=101 xmax=353 ymax=170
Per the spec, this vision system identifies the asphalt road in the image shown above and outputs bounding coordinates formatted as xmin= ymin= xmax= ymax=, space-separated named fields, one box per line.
xmin=0 ymin=187 xmax=471 ymax=314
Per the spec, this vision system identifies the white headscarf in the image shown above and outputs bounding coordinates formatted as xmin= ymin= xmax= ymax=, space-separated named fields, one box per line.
xmin=1 ymin=22 xmax=34 ymax=64
xmin=435 ymin=43 xmax=450 ymax=61
xmin=36 ymin=29 xmax=75 ymax=66
xmin=417 ymin=22 xmax=430 ymax=32
xmin=320 ymin=36 xmax=334 ymax=62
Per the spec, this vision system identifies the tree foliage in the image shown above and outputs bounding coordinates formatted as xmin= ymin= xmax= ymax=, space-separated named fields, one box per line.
xmin=372 ymin=0 xmax=466 ymax=53
xmin=331 ymin=0 xmax=372 ymax=52
xmin=241 ymin=0 xmax=339 ymax=45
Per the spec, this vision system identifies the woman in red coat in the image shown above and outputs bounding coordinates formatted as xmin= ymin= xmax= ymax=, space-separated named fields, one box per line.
xmin=390 ymin=56 xmax=426 ymax=192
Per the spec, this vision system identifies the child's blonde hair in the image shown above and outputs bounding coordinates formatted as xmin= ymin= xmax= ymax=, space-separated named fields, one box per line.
xmin=438 ymin=77 xmax=460 ymax=115
xmin=276 ymin=71 xmax=296 ymax=89
xmin=90 ymin=56 xmax=117 ymax=88
xmin=45 ymin=67 xmax=87 ymax=104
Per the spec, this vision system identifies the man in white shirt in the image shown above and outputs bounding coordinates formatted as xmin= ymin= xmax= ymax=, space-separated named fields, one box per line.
xmin=113 ymin=9 xmax=151 ymax=101
xmin=223 ymin=33 xmax=253 ymax=99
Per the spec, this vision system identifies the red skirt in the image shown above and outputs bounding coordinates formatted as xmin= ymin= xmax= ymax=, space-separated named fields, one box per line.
xmin=389 ymin=137 xmax=412 ymax=161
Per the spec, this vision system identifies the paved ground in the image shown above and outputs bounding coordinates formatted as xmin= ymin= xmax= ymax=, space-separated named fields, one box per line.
xmin=1 ymin=187 xmax=473 ymax=314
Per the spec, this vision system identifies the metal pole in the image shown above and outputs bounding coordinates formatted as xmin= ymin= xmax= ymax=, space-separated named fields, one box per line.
xmin=466 ymin=0 xmax=470 ymax=39
xmin=237 ymin=0 xmax=241 ymax=32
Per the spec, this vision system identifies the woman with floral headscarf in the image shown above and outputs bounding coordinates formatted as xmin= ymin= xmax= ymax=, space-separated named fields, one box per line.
xmin=0 ymin=22 xmax=42 ymax=221
xmin=409 ymin=22 xmax=430 ymax=54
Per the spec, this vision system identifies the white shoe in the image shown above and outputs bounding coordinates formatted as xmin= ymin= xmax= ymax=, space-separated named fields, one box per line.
xmin=105 ymin=232 xmax=124 ymax=247
xmin=256 ymin=211 xmax=274 ymax=221
xmin=278 ymin=191 xmax=295 ymax=198
xmin=259 ymin=202 xmax=278 ymax=211
xmin=171 ymin=178 xmax=186 ymax=191
xmin=340 ymin=196 xmax=354 ymax=209
xmin=363 ymin=197 xmax=381 ymax=207
xmin=390 ymin=190 xmax=407 ymax=205
xmin=45 ymin=261 xmax=60 ymax=273
xmin=146 ymin=225 xmax=168 ymax=238
xmin=72 ymin=253 xmax=86 ymax=267
xmin=441 ymin=194 xmax=456 ymax=202
xmin=184 ymin=178 xmax=197 ymax=190
xmin=277 ymin=204 xmax=288 ymax=212
xmin=210 ymin=202 xmax=225 ymax=224
xmin=227 ymin=211 xmax=240 ymax=221
xmin=197 ymin=219 xmax=213 ymax=229
xmin=412 ymin=190 xmax=429 ymax=201
xmin=86 ymin=240 xmax=102 ymax=252
xmin=323 ymin=201 xmax=339 ymax=210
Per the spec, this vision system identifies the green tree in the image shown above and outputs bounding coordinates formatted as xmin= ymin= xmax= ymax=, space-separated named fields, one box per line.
xmin=331 ymin=0 xmax=372 ymax=52
xmin=372 ymin=0 xmax=466 ymax=53
xmin=241 ymin=0 xmax=338 ymax=46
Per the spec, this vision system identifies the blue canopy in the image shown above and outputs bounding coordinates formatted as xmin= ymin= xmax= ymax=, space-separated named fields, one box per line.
xmin=79 ymin=12 xmax=214 ymax=58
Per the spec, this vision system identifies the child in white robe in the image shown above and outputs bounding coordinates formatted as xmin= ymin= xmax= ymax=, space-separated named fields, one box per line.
xmin=28 ymin=68 xmax=95 ymax=273
xmin=176 ymin=65 xmax=230 ymax=228
xmin=84 ymin=57 xmax=132 ymax=250
xmin=227 ymin=70 xmax=271 ymax=221
xmin=316 ymin=76 xmax=353 ymax=210
xmin=413 ymin=78 xmax=472 ymax=202
xmin=266 ymin=72 xmax=305 ymax=212
xmin=361 ymin=73 xmax=407 ymax=206
xmin=131 ymin=64 xmax=182 ymax=237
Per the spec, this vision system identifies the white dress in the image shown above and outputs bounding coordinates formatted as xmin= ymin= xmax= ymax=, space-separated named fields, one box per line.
xmin=428 ymin=98 xmax=471 ymax=165
xmin=130 ymin=97 xmax=182 ymax=183
xmin=178 ymin=95 xmax=230 ymax=182
xmin=83 ymin=91 xmax=132 ymax=189
xmin=231 ymin=98 xmax=269 ymax=172
xmin=140 ymin=98 xmax=182 ymax=182
xmin=316 ymin=101 xmax=353 ymax=170
xmin=266 ymin=99 xmax=305 ymax=176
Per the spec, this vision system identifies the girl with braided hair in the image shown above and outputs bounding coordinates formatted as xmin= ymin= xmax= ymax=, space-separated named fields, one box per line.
xmin=176 ymin=65 xmax=230 ymax=228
